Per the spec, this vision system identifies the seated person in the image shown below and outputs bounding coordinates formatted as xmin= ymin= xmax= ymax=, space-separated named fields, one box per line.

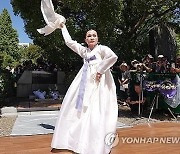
xmin=127 ymin=82 xmax=147 ymax=114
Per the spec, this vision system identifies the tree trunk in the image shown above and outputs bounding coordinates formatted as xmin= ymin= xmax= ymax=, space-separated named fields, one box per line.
xmin=149 ymin=24 xmax=177 ymax=61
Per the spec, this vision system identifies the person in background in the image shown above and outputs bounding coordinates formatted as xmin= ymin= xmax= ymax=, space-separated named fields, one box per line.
xmin=170 ymin=55 xmax=180 ymax=73
xmin=130 ymin=59 xmax=140 ymax=71
xmin=130 ymin=59 xmax=151 ymax=73
xmin=155 ymin=55 xmax=170 ymax=73
xmin=118 ymin=62 xmax=130 ymax=105
xmin=126 ymin=82 xmax=147 ymax=115
xmin=142 ymin=54 xmax=156 ymax=72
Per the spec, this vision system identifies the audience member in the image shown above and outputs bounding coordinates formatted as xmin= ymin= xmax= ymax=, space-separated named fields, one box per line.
xmin=170 ymin=55 xmax=180 ymax=73
xmin=126 ymin=82 xmax=147 ymax=115
xmin=142 ymin=54 xmax=156 ymax=72
xmin=118 ymin=62 xmax=130 ymax=104
xmin=130 ymin=59 xmax=151 ymax=73
xmin=155 ymin=55 xmax=170 ymax=73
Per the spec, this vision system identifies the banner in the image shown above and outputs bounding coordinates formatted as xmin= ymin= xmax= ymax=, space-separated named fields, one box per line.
xmin=143 ymin=73 xmax=180 ymax=108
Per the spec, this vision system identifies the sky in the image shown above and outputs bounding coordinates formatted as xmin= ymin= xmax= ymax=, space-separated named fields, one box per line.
xmin=0 ymin=0 xmax=32 ymax=43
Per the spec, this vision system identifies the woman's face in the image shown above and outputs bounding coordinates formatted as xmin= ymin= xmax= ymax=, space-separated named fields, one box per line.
xmin=85 ymin=30 xmax=98 ymax=49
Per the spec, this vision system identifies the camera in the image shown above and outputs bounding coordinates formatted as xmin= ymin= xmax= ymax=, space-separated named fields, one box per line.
xmin=135 ymin=63 xmax=144 ymax=72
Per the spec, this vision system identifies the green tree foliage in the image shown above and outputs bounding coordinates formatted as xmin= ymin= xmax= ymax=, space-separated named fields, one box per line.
xmin=20 ymin=44 xmax=45 ymax=64
xmin=0 ymin=69 xmax=16 ymax=106
xmin=116 ymin=0 xmax=180 ymax=60
xmin=0 ymin=9 xmax=20 ymax=103
xmin=176 ymin=34 xmax=180 ymax=55
xmin=0 ymin=9 xmax=20 ymax=69
xmin=11 ymin=0 xmax=180 ymax=68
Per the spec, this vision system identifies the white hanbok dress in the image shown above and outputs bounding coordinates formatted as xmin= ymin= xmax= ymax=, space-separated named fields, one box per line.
xmin=51 ymin=25 xmax=118 ymax=154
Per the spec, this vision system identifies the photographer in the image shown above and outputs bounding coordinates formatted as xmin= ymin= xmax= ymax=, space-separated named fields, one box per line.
xmin=130 ymin=59 xmax=152 ymax=73
xmin=155 ymin=55 xmax=170 ymax=73
xmin=142 ymin=54 xmax=156 ymax=72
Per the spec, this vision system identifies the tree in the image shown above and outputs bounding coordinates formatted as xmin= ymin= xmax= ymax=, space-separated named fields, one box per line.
xmin=0 ymin=9 xmax=20 ymax=69
xmin=11 ymin=0 xmax=180 ymax=66
xmin=114 ymin=0 xmax=180 ymax=60
xmin=176 ymin=34 xmax=180 ymax=55
xmin=20 ymin=44 xmax=45 ymax=64
xmin=11 ymin=0 xmax=122 ymax=71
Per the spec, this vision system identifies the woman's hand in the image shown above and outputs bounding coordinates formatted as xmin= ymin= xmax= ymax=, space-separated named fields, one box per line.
xmin=96 ymin=72 xmax=102 ymax=82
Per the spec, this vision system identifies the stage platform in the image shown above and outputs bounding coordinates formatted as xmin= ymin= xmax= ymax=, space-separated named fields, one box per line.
xmin=0 ymin=122 xmax=180 ymax=154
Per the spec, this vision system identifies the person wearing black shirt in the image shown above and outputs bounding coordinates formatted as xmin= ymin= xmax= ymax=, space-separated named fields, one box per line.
xmin=127 ymin=82 xmax=147 ymax=115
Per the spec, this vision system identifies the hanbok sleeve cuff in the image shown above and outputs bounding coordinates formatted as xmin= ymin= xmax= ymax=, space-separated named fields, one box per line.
xmin=97 ymin=46 xmax=118 ymax=74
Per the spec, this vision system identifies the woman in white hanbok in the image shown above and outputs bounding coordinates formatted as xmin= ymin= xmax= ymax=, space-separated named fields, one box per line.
xmin=51 ymin=24 xmax=118 ymax=154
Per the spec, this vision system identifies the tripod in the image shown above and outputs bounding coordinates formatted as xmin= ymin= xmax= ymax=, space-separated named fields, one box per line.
xmin=148 ymin=92 xmax=177 ymax=122
xmin=148 ymin=91 xmax=159 ymax=121
xmin=137 ymin=72 xmax=145 ymax=117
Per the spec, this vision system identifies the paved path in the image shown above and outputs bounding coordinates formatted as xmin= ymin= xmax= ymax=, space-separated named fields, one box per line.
xmin=11 ymin=111 xmax=128 ymax=136
xmin=11 ymin=111 xmax=59 ymax=136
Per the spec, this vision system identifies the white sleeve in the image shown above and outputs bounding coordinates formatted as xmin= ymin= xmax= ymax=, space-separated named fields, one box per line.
xmin=61 ymin=25 xmax=86 ymax=58
xmin=97 ymin=45 xmax=118 ymax=74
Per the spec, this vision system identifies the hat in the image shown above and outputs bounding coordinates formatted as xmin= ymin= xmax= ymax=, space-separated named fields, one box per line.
xmin=158 ymin=55 xmax=164 ymax=58
xmin=131 ymin=60 xmax=140 ymax=66
xmin=147 ymin=54 xmax=153 ymax=59
xmin=120 ymin=62 xmax=128 ymax=68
